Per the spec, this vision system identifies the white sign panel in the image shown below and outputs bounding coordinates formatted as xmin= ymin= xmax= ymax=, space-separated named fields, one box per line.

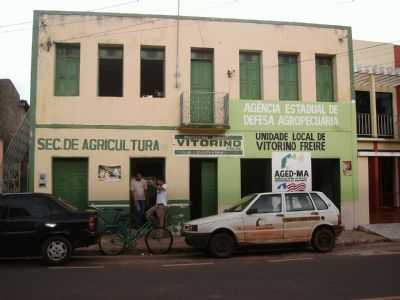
xmin=173 ymin=135 xmax=244 ymax=157
xmin=272 ymin=152 xmax=311 ymax=192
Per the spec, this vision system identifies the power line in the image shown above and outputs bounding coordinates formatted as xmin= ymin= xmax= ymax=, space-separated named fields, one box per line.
xmin=0 ymin=0 xmax=140 ymax=33
xmin=0 ymin=0 xmax=238 ymax=34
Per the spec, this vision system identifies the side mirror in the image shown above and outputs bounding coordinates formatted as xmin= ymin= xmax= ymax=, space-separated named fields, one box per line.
xmin=246 ymin=208 xmax=258 ymax=215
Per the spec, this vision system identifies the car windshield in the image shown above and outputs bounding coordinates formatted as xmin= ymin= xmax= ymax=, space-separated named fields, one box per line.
xmin=224 ymin=194 xmax=257 ymax=212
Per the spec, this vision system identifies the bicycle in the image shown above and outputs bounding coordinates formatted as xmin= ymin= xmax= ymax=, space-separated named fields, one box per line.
xmin=93 ymin=206 xmax=173 ymax=255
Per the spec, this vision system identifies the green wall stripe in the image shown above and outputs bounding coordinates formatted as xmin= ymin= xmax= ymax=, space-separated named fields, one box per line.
xmin=28 ymin=11 xmax=40 ymax=192
xmin=89 ymin=199 xmax=189 ymax=205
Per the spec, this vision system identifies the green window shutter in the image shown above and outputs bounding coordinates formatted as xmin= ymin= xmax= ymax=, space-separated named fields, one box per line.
xmin=55 ymin=44 xmax=80 ymax=96
xmin=279 ymin=54 xmax=299 ymax=101
xmin=316 ymin=56 xmax=334 ymax=102
xmin=240 ymin=52 xmax=261 ymax=100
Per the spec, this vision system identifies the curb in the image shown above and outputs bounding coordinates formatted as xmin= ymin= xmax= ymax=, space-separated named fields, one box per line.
xmin=75 ymin=238 xmax=391 ymax=257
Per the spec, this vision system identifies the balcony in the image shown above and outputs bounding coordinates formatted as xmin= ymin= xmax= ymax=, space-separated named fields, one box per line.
xmin=179 ymin=92 xmax=230 ymax=131
xmin=357 ymin=113 xmax=394 ymax=138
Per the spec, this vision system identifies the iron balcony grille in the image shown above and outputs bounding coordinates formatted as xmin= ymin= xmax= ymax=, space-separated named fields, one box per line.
xmin=180 ymin=92 xmax=229 ymax=129
xmin=357 ymin=113 xmax=372 ymax=137
xmin=377 ymin=113 xmax=394 ymax=138
xmin=357 ymin=113 xmax=394 ymax=138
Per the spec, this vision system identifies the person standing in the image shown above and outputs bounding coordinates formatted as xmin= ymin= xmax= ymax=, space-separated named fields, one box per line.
xmin=146 ymin=178 xmax=168 ymax=228
xmin=130 ymin=173 xmax=148 ymax=223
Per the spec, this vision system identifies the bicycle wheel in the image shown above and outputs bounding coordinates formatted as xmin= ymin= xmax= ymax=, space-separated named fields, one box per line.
xmin=145 ymin=228 xmax=173 ymax=255
xmin=98 ymin=230 xmax=126 ymax=255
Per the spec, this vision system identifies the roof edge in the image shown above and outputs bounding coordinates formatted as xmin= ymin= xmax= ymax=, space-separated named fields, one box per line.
xmin=33 ymin=10 xmax=351 ymax=31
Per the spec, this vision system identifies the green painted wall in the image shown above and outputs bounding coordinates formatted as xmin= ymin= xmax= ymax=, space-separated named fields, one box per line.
xmin=217 ymin=100 xmax=358 ymax=210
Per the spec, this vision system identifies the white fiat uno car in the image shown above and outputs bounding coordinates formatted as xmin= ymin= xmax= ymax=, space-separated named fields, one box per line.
xmin=182 ymin=191 xmax=344 ymax=258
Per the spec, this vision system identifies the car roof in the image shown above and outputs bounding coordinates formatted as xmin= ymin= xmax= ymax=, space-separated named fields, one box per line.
xmin=255 ymin=191 xmax=320 ymax=195
xmin=0 ymin=192 xmax=52 ymax=198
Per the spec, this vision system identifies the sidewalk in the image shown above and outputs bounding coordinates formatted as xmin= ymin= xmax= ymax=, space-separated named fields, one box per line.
xmin=75 ymin=229 xmax=388 ymax=256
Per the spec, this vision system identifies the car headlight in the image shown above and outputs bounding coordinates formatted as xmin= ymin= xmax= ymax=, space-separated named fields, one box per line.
xmin=183 ymin=224 xmax=198 ymax=232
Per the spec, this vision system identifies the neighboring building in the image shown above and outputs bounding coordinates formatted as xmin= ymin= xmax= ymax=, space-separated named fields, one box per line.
xmin=354 ymin=40 xmax=400 ymax=224
xmin=30 ymin=11 xmax=357 ymax=227
xmin=0 ymin=79 xmax=30 ymax=192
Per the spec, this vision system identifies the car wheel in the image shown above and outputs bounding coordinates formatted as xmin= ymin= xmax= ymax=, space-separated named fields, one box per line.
xmin=312 ymin=227 xmax=335 ymax=253
xmin=208 ymin=232 xmax=235 ymax=258
xmin=42 ymin=236 xmax=72 ymax=266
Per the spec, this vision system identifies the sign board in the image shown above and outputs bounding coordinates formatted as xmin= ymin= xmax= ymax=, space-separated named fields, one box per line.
xmin=272 ymin=152 xmax=311 ymax=192
xmin=173 ymin=135 xmax=244 ymax=157
xmin=98 ymin=165 xmax=122 ymax=182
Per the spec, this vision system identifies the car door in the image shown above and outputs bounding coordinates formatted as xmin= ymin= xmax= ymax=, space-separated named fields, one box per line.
xmin=0 ymin=197 xmax=9 ymax=255
xmin=243 ymin=194 xmax=284 ymax=243
xmin=3 ymin=195 xmax=49 ymax=255
xmin=283 ymin=192 xmax=320 ymax=241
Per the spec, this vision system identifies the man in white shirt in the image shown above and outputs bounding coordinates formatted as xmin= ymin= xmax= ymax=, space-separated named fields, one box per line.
xmin=130 ymin=173 xmax=148 ymax=223
xmin=146 ymin=178 xmax=168 ymax=228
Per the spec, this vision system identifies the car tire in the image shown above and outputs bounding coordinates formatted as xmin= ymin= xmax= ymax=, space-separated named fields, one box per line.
xmin=208 ymin=232 xmax=235 ymax=258
xmin=41 ymin=236 xmax=72 ymax=266
xmin=312 ymin=227 xmax=335 ymax=253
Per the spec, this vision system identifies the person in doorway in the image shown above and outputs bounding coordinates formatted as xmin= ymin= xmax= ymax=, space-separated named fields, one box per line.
xmin=146 ymin=176 xmax=157 ymax=209
xmin=146 ymin=178 xmax=168 ymax=228
xmin=130 ymin=173 xmax=148 ymax=224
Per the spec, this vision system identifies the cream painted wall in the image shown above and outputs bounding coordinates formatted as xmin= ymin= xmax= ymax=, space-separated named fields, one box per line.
xmin=353 ymin=40 xmax=395 ymax=68
xmin=35 ymin=14 xmax=351 ymax=126
xmin=34 ymin=128 xmax=189 ymax=201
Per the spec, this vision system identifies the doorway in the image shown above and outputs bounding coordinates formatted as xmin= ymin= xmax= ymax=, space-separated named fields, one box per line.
xmin=311 ymin=159 xmax=341 ymax=209
xmin=53 ymin=158 xmax=88 ymax=209
xmin=190 ymin=159 xmax=218 ymax=219
xmin=190 ymin=49 xmax=214 ymax=123
xmin=130 ymin=158 xmax=165 ymax=180
xmin=240 ymin=159 xmax=271 ymax=197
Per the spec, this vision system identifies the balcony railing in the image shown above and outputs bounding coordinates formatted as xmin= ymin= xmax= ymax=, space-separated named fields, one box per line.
xmin=179 ymin=92 xmax=230 ymax=130
xmin=357 ymin=113 xmax=372 ymax=137
xmin=377 ymin=113 xmax=394 ymax=138
xmin=357 ymin=113 xmax=394 ymax=138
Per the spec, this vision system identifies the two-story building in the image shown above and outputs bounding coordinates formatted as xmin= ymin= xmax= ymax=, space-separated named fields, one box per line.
xmin=354 ymin=40 xmax=400 ymax=224
xmin=30 ymin=11 xmax=357 ymax=228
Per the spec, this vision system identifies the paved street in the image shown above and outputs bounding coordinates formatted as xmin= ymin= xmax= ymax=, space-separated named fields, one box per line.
xmin=1 ymin=242 xmax=400 ymax=300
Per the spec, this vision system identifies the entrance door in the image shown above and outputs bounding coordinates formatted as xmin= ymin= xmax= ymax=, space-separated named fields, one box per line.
xmin=380 ymin=157 xmax=395 ymax=208
xmin=190 ymin=159 xmax=218 ymax=219
xmin=190 ymin=50 xmax=214 ymax=123
xmin=53 ymin=158 xmax=88 ymax=209
xmin=240 ymin=159 xmax=271 ymax=197
xmin=311 ymin=159 xmax=340 ymax=209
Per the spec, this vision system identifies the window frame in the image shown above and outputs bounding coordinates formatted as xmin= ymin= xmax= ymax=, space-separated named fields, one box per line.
xmin=140 ymin=45 xmax=166 ymax=99
xmin=248 ymin=193 xmax=283 ymax=214
xmin=278 ymin=52 xmax=300 ymax=101
xmin=309 ymin=193 xmax=329 ymax=211
xmin=54 ymin=43 xmax=81 ymax=97
xmin=97 ymin=44 xmax=124 ymax=98
xmin=315 ymin=54 xmax=336 ymax=102
xmin=284 ymin=192 xmax=316 ymax=212
xmin=239 ymin=50 xmax=262 ymax=100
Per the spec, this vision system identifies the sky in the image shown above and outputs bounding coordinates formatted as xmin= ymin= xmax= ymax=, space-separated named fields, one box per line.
xmin=0 ymin=0 xmax=399 ymax=101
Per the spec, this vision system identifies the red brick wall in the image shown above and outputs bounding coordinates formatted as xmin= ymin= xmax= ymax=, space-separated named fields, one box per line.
xmin=396 ymin=46 xmax=400 ymax=125
xmin=395 ymin=45 xmax=400 ymax=68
